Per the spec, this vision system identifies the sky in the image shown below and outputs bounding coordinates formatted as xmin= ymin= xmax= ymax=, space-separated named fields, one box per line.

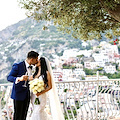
xmin=0 ymin=0 xmax=27 ymax=31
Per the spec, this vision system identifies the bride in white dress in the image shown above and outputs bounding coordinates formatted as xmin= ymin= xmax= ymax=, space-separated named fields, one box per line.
xmin=29 ymin=57 xmax=64 ymax=120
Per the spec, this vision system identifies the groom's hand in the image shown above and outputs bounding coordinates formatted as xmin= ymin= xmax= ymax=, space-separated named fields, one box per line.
xmin=18 ymin=75 xmax=29 ymax=82
xmin=29 ymin=76 xmax=33 ymax=81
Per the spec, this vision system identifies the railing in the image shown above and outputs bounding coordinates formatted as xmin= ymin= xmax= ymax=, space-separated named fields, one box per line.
xmin=1 ymin=74 xmax=120 ymax=119
xmin=56 ymin=79 xmax=120 ymax=120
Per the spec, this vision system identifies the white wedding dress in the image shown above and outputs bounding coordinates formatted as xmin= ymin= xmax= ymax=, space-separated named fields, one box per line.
xmin=30 ymin=92 xmax=52 ymax=120
xmin=30 ymin=57 xmax=65 ymax=120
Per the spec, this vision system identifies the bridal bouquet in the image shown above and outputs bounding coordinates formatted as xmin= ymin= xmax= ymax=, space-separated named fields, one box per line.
xmin=29 ymin=77 xmax=45 ymax=105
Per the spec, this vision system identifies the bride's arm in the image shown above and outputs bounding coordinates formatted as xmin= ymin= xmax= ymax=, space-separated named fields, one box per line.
xmin=36 ymin=71 xmax=52 ymax=96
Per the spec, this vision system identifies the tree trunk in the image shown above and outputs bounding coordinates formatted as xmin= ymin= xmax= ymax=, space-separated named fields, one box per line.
xmin=99 ymin=0 xmax=120 ymax=22
xmin=108 ymin=4 xmax=120 ymax=22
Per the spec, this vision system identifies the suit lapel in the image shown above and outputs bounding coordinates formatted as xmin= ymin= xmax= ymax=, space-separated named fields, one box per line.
xmin=23 ymin=61 xmax=27 ymax=74
xmin=22 ymin=61 xmax=29 ymax=85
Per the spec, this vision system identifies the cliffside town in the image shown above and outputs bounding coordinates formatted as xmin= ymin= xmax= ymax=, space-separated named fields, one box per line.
xmin=0 ymin=18 xmax=120 ymax=83
xmin=52 ymin=41 xmax=120 ymax=81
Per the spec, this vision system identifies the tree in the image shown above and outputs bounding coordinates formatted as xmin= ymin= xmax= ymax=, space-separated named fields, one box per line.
xmin=19 ymin=0 xmax=120 ymax=40
xmin=77 ymin=54 xmax=84 ymax=63
xmin=84 ymin=68 xmax=95 ymax=75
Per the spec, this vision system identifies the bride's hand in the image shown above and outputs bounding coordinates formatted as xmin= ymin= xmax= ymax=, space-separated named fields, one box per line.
xmin=36 ymin=92 xmax=42 ymax=97
xmin=36 ymin=92 xmax=40 ymax=97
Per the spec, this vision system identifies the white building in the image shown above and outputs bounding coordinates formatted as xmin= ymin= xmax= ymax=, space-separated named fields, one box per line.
xmin=62 ymin=69 xmax=73 ymax=79
xmin=62 ymin=49 xmax=79 ymax=60
xmin=62 ymin=49 xmax=92 ymax=60
xmin=73 ymin=68 xmax=86 ymax=77
xmin=92 ymin=53 xmax=109 ymax=66
xmin=52 ymin=57 xmax=63 ymax=68
xmin=99 ymin=41 xmax=119 ymax=62
xmin=82 ymin=41 xmax=89 ymax=47
xmin=53 ymin=69 xmax=63 ymax=81
xmin=53 ymin=69 xmax=75 ymax=81
xmin=84 ymin=61 xmax=104 ymax=69
xmin=73 ymin=63 xmax=83 ymax=69
xmin=77 ymin=50 xmax=92 ymax=57
xmin=104 ymin=64 xmax=116 ymax=74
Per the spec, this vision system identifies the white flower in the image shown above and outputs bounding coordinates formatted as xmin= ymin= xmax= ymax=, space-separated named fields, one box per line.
xmin=37 ymin=88 xmax=42 ymax=92
xmin=33 ymin=90 xmax=37 ymax=94
xmin=41 ymin=87 xmax=45 ymax=91
xmin=41 ymin=82 xmax=44 ymax=86
xmin=38 ymin=83 xmax=42 ymax=87
xmin=29 ymin=81 xmax=34 ymax=84
xmin=34 ymin=86 xmax=39 ymax=90
xmin=29 ymin=77 xmax=45 ymax=95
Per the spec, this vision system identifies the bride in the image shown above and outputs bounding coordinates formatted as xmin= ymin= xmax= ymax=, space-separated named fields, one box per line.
xmin=29 ymin=57 xmax=64 ymax=120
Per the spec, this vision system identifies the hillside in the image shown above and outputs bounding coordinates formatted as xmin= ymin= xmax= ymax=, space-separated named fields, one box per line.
xmin=0 ymin=18 xmax=94 ymax=83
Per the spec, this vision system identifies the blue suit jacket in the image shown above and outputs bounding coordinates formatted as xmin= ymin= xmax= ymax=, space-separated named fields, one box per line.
xmin=7 ymin=61 xmax=30 ymax=101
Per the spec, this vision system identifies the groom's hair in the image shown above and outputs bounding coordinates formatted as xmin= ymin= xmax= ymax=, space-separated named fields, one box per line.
xmin=27 ymin=51 xmax=39 ymax=59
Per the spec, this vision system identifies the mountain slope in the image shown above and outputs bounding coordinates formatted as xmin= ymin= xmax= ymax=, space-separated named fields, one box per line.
xmin=0 ymin=18 xmax=93 ymax=83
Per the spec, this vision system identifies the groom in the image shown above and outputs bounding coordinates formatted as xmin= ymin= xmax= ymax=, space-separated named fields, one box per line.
xmin=7 ymin=51 xmax=39 ymax=120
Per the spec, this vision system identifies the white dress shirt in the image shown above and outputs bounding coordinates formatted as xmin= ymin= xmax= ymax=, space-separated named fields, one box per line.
xmin=25 ymin=60 xmax=33 ymax=76
xmin=15 ymin=60 xmax=32 ymax=84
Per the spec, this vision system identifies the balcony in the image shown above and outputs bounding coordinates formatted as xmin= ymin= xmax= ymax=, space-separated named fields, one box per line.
xmin=1 ymin=74 xmax=120 ymax=119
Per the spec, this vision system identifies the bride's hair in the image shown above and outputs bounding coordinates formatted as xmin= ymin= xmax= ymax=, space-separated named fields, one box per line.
xmin=33 ymin=57 xmax=48 ymax=86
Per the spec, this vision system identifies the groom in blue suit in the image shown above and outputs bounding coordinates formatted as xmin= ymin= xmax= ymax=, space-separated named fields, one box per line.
xmin=7 ymin=51 xmax=39 ymax=120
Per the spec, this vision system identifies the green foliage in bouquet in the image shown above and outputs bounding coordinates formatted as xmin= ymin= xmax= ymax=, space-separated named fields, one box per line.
xmin=34 ymin=98 xmax=40 ymax=105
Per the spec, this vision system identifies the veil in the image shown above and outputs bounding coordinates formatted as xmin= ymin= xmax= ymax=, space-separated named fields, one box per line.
xmin=45 ymin=57 xmax=65 ymax=120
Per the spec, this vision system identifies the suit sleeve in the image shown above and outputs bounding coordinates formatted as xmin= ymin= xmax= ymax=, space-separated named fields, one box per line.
xmin=7 ymin=63 xmax=19 ymax=83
